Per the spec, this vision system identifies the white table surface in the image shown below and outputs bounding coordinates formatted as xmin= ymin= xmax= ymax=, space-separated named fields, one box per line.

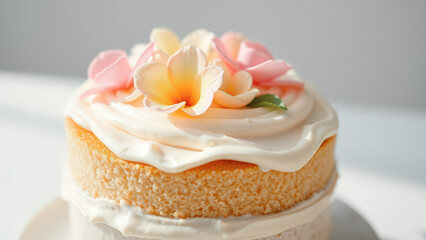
xmin=1 ymin=71 xmax=425 ymax=240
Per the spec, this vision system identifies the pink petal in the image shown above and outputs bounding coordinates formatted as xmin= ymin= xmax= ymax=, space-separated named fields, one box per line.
xmin=87 ymin=50 xmax=127 ymax=80
xmin=212 ymin=37 xmax=240 ymax=72
xmin=237 ymin=41 xmax=273 ymax=68
xmin=221 ymin=32 xmax=244 ymax=60
xmin=93 ymin=55 xmax=132 ymax=87
xmin=133 ymin=42 xmax=154 ymax=70
xmin=88 ymin=50 xmax=132 ymax=88
xmin=245 ymin=60 xmax=292 ymax=84
xmin=80 ymin=85 xmax=121 ymax=99
xmin=125 ymin=42 xmax=154 ymax=88
xmin=258 ymin=80 xmax=305 ymax=90
xmin=241 ymin=40 xmax=273 ymax=59
xmin=143 ymin=97 xmax=185 ymax=113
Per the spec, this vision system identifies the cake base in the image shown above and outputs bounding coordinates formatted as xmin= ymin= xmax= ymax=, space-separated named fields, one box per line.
xmin=68 ymin=203 xmax=332 ymax=240
xmin=62 ymin=164 xmax=336 ymax=240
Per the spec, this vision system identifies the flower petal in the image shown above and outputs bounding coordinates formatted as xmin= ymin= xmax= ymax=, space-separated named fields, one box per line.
xmin=226 ymin=70 xmax=252 ymax=95
xmin=116 ymin=88 xmax=142 ymax=102
xmin=128 ymin=43 xmax=147 ymax=66
xmin=181 ymin=29 xmax=214 ymax=54
xmin=237 ymin=40 xmax=273 ymax=68
xmin=241 ymin=40 xmax=273 ymax=59
xmin=212 ymin=37 xmax=240 ymax=72
xmin=150 ymin=28 xmax=180 ymax=56
xmin=198 ymin=65 xmax=224 ymax=92
xmin=124 ymin=42 xmax=155 ymax=89
xmin=130 ymin=43 xmax=147 ymax=58
xmin=153 ymin=50 xmax=169 ymax=64
xmin=134 ymin=62 xmax=180 ymax=105
xmin=144 ymin=97 xmax=185 ymax=113
xmin=221 ymin=32 xmax=244 ymax=60
xmin=213 ymin=59 xmax=232 ymax=91
xmin=88 ymin=50 xmax=132 ymax=87
xmin=167 ymin=45 xmax=207 ymax=101
xmin=133 ymin=42 xmax=154 ymax=70
xmin=245 ymin=60 xmax=292 ymax=84
xmin=182 ymin=88 xmax=214 ymax=116
xmin=182 ymin=65 xmax=223 ymax=116
xmin=214 ymin=89 xmax=259 ymax=108
xmin=88 ymin=50 xmax=126 ymax=79
xmin=80 ymin=85 xmax=122 ymax=99
xmin=257 ymin=80 xmax=304 ymax=90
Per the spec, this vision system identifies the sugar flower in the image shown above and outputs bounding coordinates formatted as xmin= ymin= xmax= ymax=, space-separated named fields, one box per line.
xmin=212 ymin=32 xmax=292 ymax=84
xmin=213 ymin=60 xmax=259 ymax=108
xmin=150 ymin=28 xmax=214 ymax=60
xmin=81 ymin=43 xmax=154 ymax=100
xmin=134 ymin=45 xmax=223 ymax=116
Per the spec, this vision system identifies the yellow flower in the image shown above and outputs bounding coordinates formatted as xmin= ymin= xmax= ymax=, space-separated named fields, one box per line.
xmin=213 ymin=60 xmax=259 ymax=108
xmin=134 ymin=46 xmax=223 ymax=116
xmin=150 ymin=28 xmax=214 ymax=62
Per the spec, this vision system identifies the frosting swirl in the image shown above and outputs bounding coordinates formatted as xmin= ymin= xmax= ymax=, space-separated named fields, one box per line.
xmin=65 ymin=69 xmax=338 ymax=173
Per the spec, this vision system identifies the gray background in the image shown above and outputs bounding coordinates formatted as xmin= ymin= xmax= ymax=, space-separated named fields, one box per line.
xmin=1 ymin=0 xmax=425 ymax=108
xmin=1 ymin=2 xmax=426 ymax=239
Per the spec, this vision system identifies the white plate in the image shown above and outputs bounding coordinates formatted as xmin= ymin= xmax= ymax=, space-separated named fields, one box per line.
xmin=19 ymin=198 xmax=378 ymax=240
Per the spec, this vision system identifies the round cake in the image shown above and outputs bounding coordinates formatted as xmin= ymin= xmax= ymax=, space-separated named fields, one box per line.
xmin=62 ymin=28 xmax=338 ymax=240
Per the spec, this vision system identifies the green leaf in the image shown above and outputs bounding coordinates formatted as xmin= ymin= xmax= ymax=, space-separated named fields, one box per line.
xmin=246 ymin=94 xmax=287 ymax=110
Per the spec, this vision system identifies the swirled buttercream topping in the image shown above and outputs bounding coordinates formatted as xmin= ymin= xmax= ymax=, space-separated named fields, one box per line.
xmin=65 ymin=69 xmax=338 ymax=173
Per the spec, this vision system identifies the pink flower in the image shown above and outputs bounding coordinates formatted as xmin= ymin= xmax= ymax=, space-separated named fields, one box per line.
xmin=212 ymin=32 xmax=293 ymax=85
xmin=134 ymin=45 xmax=223 ymax=116
xmin=81 ymin=42 xmax=154 ymax=100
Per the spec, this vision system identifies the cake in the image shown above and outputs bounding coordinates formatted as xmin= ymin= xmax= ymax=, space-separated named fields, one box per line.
xmin=62 ymin=28 xmax=338 ymax=240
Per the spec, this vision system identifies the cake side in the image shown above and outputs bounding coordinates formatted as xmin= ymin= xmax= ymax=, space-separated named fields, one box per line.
xmin=66 ymin=117 xmax=336 ymax=218
xmin=62 ymin=28 xmax=339 ymax=239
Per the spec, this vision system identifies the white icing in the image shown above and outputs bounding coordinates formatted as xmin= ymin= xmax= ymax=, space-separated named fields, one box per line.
xmin=62 ymin=167 xmax=337 ymax=240
xmin=65 ymin=69 xmax=338 ymax=173
xmin=68 ymin=203 xmax=332 ymax=240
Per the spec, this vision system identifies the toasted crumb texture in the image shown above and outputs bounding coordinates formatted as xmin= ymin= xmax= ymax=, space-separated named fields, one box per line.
xmin=66 ymin=118 xmax=336 ymax=218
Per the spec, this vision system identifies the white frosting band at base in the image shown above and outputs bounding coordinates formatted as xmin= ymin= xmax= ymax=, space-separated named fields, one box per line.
xmin=61 ymin=167 xmax=337 ymax=240
xmin=68 ymin=204 xmax=332 ymax=240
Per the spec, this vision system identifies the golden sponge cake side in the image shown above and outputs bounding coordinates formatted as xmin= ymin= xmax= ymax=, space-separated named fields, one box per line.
xmin=66 ymin=117 xmax=336 ymax=218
